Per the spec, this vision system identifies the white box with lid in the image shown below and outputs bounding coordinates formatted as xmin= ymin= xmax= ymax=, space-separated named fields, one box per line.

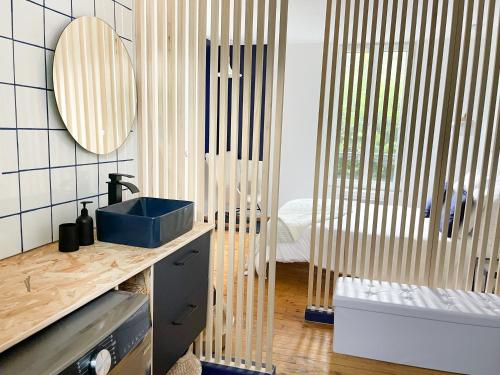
xmin=333 ymin=277 xmax=500 ymax=375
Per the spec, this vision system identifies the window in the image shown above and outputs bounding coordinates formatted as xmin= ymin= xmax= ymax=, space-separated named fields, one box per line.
xmin=336 ymin=48 xmax=408 ymax=190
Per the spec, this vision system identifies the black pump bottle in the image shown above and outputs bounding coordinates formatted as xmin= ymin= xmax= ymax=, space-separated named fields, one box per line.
xmin=77 ymin=201 xmax=94 ymax=246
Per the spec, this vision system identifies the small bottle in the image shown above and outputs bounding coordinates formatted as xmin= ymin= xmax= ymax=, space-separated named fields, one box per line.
xmin=77 ymin=201 xmax=94 ymax=246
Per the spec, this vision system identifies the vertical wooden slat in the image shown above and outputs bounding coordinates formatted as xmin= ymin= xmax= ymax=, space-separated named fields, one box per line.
xmin=352 ymin=0 xmax=379 ymax=279
xmin=136 ymin=0 xmax=148 ymax=194
xmin=327 ymin=0 xmax=351 ymax=302
xmin=195 ymin=0 xmax=206 ymax=357
xmin=335 ymin=0 xmax=360 ymax=284
xmin=224 ymin=0 xmax=242 ymax=365
xmin=341 ymin=0 xmax=369 ymax=281
xmin=307 ymin=0 xmax=333 ymax=309
xmin=158 ymin=0 xmax=168 ymax=198
xmin=427 ymin=0 xmax=465 ymax=287
xmin=470 ymin=20 xmax=500 ymax=291
xmin=196 ymin=0 xmax=207 ymax=222
xmin=387 ymin=0 xmax=418 ymax=281
xmin=255 ymin=0 xmax=277 ymax=368
xmin=326 ymin=0 xmax=347 ymax=302
xmin=486 ymin=99 xmax=500 ymax=293
xmin=404 ymin=0 xmax=439 ymax=284
xmin=455 ymin=0 xmax=494 ymax=290
xmin=322 ymin=0 xmax=345 ymax=308
xmin=435 ymin=0 xmax=474 ymax=287
xmin=177 ymin=0 xmax=186 ymax=199
xmin=413 ymin=0 xmax=451 ymax=285
xmin=167 ymin=0 xmax=178 ymax=198
xmin=234 ymin=0 xmax=255 ymax=365
xmin=363 ymin=0 xmax=389 ymax=280
xmin=246 ymin=0 xmax=266 ymax=367
xmin=449 ymin=0 xmax=485 ymax=289
xmin=379 ymin=0 xmax=409 ymax=280
xmin=188 ymin=0 xmax=197 ymax=202
xmin=315 ymin=0 xmax=343 ymax=307
xmin=206 ymin=0 xmax=220 ymax=359
xmin=146 ymin=0 xmax=159 ymax=197
xmin=397 ymin=0 xmax=429 ymax=282
xmin=215 ymin=0 xmax=230 ymax=362
xmin=368 ymin=0 xmax=398 ymax=281
xmin=266 ymin=1 xmax=289 ymax=370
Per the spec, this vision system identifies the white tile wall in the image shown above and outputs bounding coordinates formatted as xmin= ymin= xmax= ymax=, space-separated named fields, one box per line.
xmin=51 ymin=166 xmax=76 ymax=204
xmin=0 ymin=0 xmax=12 ymax=38
xmin=18 ymin=130 xmax=49 ymax=169
xmin=0 ymin=1 xmax=137 ymax=259
xmin=0 ymin=85 xmax=16 ymax=127
xmin=16 ymin=86 xmax=48 ymax=128
xmin=20 ymin=169 xmax=51 ymax=210
xmin=14 ymin=43 xmax=46 ymax=87
xmin=0 ymin=216 xmax=22 ymax=259
xmin=0 ymin=39 xmax=14 ymax=83
xmin=13 ymin=0 xmax=45 ymax=46
xmin=45 ymin=0 xmax=72 ymax=15
xmin=22 ymin=207 xmax=52 ymax=250
xmin=77 ymin=164 xmax=98 ymax=198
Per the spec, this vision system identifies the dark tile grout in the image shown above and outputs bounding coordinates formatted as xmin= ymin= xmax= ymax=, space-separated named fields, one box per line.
xmin=1 ymin=0 xmax=136 ymax=254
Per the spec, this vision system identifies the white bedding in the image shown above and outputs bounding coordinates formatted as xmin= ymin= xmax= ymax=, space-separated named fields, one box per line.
xmin=255 ymin=199 xmax=432 ymax=275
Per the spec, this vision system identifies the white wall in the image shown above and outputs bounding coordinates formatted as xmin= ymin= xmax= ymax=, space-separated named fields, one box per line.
xmin=279 ymin=42 xmax=323 ymax=207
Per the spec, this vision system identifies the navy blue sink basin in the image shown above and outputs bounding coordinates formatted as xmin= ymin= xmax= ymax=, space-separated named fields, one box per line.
xmin=96 ymin=197 xmax=194 ymax=248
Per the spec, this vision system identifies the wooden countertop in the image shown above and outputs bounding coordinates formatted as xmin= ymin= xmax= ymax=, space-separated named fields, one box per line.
xmin=0 ymin=222 xmax=213 ymax=354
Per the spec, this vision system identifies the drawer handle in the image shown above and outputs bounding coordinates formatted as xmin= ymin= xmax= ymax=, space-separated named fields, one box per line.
xmin=172 ymin=304 xmax=198 ymax=325
xmin=174 ymin=250 xmax=200 ymax=266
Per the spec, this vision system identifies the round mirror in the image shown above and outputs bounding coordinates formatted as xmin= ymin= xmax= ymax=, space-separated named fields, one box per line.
xmin=53 ymin=16 xmax=136 ymax=155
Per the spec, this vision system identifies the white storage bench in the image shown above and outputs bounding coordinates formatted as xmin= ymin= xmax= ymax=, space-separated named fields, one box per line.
xmin=333 ymin=277 xmax=500 ymax=375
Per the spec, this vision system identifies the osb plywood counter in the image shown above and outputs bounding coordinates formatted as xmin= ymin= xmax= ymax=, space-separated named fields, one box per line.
xmin=0 ymin=222 xmax=213 ymax=353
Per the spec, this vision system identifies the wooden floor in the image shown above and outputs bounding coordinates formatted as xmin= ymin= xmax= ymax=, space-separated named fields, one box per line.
xmin=218 ymin=230 xmax=452 ymax=375
xmin=271 ymin=261 xmax=451 ymax=375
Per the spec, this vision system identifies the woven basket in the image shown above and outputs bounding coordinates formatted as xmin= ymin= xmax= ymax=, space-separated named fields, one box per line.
xmin=166 ymin=352 xmax=202 ymax=375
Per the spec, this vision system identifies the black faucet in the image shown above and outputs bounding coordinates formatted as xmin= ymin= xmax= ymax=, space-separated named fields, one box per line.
xmin=107 ymin=173 xmax=140 ymax=205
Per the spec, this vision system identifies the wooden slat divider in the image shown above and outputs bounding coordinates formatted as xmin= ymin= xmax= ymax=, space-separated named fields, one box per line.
xmin=255 ymin=0 xmax=277 ymax=368
xmin=449 ymin=0 xmax=485 ymax=289
xmin=426 ymin=0 xmax=465 ymax=287
xmin=470 ymin=20 xmax=500 ymax=292
xmin=404 ymin=0 xmax=439 ymax=284
xmin=455 ymin=0 xmax=497 ymax=290
xmin=234 ymin=0 xmax=255 ymax=365
xmin=363 ymin=0 xmax=389 ymax=280
xmin=397 ymin=0 xmax=429 ymax=283
xmin=307 ymin=0 xmax=333 ymax=308
xmin=177 ymin=0 xmax=186 ymax=199
xmin=342 ymin=0 xmax=369 ymax=281
xmin=387 ymin=0 xmax=418 ymax=282
xmin=224 ymin=0 xmax=242 ymax=364
xmin=206 ymin=0 xmax=220 ymax=358
xmin=369 ymin=0 xmax=398 ymax=281
xmin=314 ymin=0 xmax=341 ymax=307
xmin=245 ymin=0 xmax=266 ymax=367
xmin=351 ymin=0 xmax=379 ymax=279
xmin=214 ymin=1 xmax=230 ymax=362
xmin=330 ymin=0 xmax=351 ymax=295
xmin=436 ymin=0 xmax=474 ymax=287
xmin=336 ymin=0 xmax=360 ymax=281
xmin=266 ymin=1 xmax=289 ymax=370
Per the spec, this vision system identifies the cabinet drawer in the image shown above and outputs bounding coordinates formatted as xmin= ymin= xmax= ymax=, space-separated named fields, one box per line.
xmin=155 ymin=232 xmax=210 ymax=300
xmin=153 ymin=232 xmax=211 ymax=375
xmin=153 ymin=287 xmax=208 ymax=374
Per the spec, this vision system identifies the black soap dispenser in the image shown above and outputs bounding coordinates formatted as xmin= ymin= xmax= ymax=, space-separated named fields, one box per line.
xmin=77 ymin=201 xmax=94 ymax=246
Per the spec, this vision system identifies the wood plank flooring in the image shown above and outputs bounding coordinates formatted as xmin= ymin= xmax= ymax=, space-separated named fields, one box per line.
xmin=218 ymin=231 xmax=453 ymax=375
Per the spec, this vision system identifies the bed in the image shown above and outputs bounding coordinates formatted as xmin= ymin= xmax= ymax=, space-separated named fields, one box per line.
xmin=254 ymin=190 xmax=499 ymax=278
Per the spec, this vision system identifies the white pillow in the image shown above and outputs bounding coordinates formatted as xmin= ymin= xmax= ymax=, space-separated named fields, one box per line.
xmin=452 ymin=172 xmax=490 ymax=236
